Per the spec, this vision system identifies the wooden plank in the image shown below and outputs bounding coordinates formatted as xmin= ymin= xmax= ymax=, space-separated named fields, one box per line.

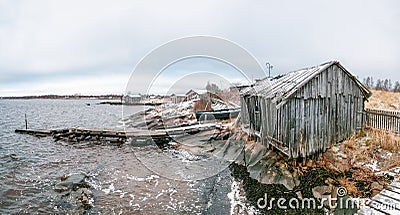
xmin=369 ymin=196 xmax=400 ymax=215
xmin=391 ymin=182 xmax=400 ymax=189
xmin=381 ymin=189 xmax=400 ymax=202
xmin=15 ymin=129 xmax=52 ymax=135
xmin=358 ymin=205 xmax=387 ymax=215
xmin=16 ymin=123 xmax=217 ymax=140
xmin=368 ymin=199 xmax=400 ymax=215
xmin=372 ymin=193 xmax=400 ymax=211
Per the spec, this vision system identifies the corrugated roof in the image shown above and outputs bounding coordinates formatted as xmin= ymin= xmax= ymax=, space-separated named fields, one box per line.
xmin=241 ymin=61 xmax=371 ymax=105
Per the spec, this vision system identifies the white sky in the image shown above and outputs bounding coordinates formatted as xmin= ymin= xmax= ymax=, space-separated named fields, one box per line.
xmin=0 ymin=0 xmax=399 ymax=96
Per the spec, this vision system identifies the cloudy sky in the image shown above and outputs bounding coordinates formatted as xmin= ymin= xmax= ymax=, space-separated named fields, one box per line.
xmin=0 ymin=0 xmax=399 ymax=96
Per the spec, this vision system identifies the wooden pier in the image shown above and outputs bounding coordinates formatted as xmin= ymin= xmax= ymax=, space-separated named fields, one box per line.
xmin=15 ymin=123 xmax=219 ymax=143
xmin=358 ymin=181 xmax=400 ymax=215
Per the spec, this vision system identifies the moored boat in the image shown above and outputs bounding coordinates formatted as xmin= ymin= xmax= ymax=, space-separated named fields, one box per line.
xmin=195 ymin=108 xmax=240 ymax=120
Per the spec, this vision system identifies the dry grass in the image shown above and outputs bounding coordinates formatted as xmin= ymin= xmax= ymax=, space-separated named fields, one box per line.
xmin=337 ymin=177 xmax=360 ymax=196
xmin=344 ymin=129 xmax=400 ymax=153
xmin=367 ymin=129 xmax=400 ymax=152
xmin=366 ymin=90 xmax=400 ymax=111
xmin=342 ymin=128 xmax=400 ymax=173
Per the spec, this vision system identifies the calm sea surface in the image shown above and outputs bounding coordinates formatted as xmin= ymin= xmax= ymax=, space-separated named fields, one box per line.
xmin=0 ymin=99 xmax=236 ymax=214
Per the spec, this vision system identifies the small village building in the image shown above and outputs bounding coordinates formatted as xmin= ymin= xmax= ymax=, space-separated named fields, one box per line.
xmin=170 ymin=94 xmax=186 ymax=104
xmin=185 ymin=89 xmax=208 ymax=101
xmin=124 ymin=94 xmax=142 ymax=104
xmin=240 ymin=61 xmax=371 ymax=158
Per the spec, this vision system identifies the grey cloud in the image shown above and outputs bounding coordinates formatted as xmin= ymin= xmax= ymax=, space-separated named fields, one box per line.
xmin=0 ymin=0 xmax=399 ymax=96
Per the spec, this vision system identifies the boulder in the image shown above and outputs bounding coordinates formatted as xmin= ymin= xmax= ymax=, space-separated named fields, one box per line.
xmin=54 ymin=173 xmax=87 ymax=192
xmin=296 ymin=191 xmax=303 ymax=200
xmin=312 ymin=185 xmax=332 ymax=199
xmin=331 ymin=146 xmax=339 ymax=153
xmin=247 ymin=142 xmax=267 ymax=167
xmin=370 ymin=182 xmax=383 ymax=191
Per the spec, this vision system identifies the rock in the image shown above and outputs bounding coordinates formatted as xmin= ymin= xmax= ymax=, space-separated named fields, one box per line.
xmin=370 ymin=182 xmax=383 ymax=191
xmin=331 ymin=146 xmax=339 ymax=153
xmin=54 ymin=182 xmax=72 ymax=192
xmin=78 ymin=189 xmax=92 ymax=209
xmin=325 ymin=178 xmax=335 ymax=186
xmin=312 ymin=186 xmax=332 ymax=199
xmin=247 ymin=142 xmax=267 ymax=167
xmin=54 ymin=173 xmax=87 ymax=192
xmin=246 ymin=149 xmax=299 ymax=190
xmin=326 ymin=152 xmax=333 ymax=159
xmin=296 ymin=191 xmax=303 ymax=200
xmin=9 ymin=153 xmax=18 ymax=160
xmin=60 ymin=174 xmax=68 ymax=181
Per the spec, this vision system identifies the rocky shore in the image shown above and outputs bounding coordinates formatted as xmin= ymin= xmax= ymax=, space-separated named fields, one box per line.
xmin=48 ymin=99 xmax=399 ymax=214
xmin=122 ymin=100 xmax=399 ymax=214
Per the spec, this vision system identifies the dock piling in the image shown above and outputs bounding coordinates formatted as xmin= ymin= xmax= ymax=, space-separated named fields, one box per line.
xmin=25 ymin=113 xmax=28 ymax=129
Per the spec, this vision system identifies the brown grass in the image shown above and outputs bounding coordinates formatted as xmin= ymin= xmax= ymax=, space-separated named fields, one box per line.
xmin=342 ymin=128 xmax=400 ymax=173
xmin=344 ymin=129 xmax=400 ymax=153
xmin=367 ymin=129 xmax=400 ymax=152
xmin=337 ymin=177 xmax=360 ymax=196
xmin=366 ymin=90 xmax=400 ymax=111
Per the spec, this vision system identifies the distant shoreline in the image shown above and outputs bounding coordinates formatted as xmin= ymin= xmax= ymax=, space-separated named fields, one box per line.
xmin=0 ymin=95 xmax=123 ymax=100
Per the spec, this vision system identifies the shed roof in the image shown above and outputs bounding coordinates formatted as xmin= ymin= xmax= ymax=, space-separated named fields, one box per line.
xmin=186 ymin=89 xmax=208 ymax=95
xmin=126 ymin=94 xmax=142 ymax=98
xmin=241 ymin=61 xmax=371 ymax=104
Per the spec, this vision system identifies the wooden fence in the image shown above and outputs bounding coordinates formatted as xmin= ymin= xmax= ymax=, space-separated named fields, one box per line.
xmin=364 ymin=108 xmax=400 ymax=133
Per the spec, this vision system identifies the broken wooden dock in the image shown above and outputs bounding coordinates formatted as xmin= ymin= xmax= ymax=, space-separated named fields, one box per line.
xmin=358 ymin=181 xmax=400 ymax=215
xmin=15 ymin=123 xmax=219 ymax=143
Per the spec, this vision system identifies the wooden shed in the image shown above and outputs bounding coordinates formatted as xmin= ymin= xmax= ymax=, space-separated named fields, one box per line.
xmin=240 ymin=61 xmax=371 ymax=158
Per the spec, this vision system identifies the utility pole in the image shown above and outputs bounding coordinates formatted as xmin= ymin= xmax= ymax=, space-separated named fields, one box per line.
xmin=266 ymin=62 xmax=273 ymax=78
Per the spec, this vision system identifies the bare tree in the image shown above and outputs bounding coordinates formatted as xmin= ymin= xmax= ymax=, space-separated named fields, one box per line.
xmin=363 ymin=76 xmax=375 ymax=89
xmin=383 ymin=79 xmax=392 ymax=91
xmin=375 ymin=79 xmax=384 ymax=90
xmin=394 ymin=81 xmax=400 ymax=92
xmin=206 ymin=82 xmax=221 ymax=94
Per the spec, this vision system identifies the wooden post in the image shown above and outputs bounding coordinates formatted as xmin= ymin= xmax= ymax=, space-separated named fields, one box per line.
xmin=243 ymin=143 xmax=247 ymax=167
xmin=25 ymin=113 xmax=28 ymax=129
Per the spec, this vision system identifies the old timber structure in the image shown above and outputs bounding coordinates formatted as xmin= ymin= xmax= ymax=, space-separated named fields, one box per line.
xmin=240 ymin=61 xmax=371 ymax=158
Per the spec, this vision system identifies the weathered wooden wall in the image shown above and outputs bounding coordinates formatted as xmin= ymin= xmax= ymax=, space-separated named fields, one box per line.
xmin=241 ymin=64 xmax=366 ymax=158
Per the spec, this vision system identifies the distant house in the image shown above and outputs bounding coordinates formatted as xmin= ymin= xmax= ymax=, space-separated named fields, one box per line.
xmin=124 ymin=94 xmax=142 ymax=104
xmin=170 ymin=94 xmax=186 ymax=104
xmin=185 ymin=89 xmax=208 ymax=101
xmin=185 ymin=89 xmax=223 ymax=102
xmin=240 ymin=61 xmax=371 ymax=158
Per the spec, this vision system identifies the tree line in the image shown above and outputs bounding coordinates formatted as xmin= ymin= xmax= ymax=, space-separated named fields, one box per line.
xmin=363 ymin=77 xmax=400 ymax=92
